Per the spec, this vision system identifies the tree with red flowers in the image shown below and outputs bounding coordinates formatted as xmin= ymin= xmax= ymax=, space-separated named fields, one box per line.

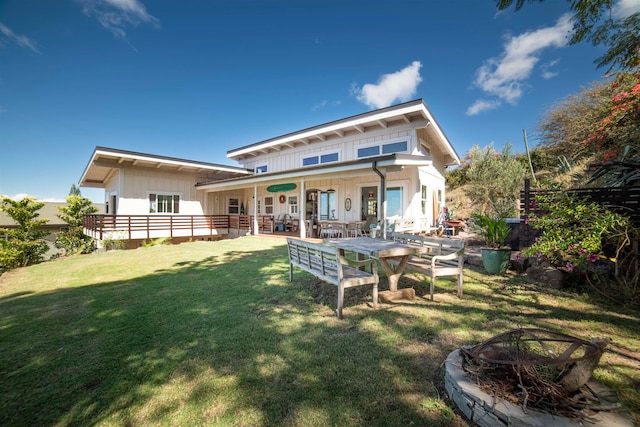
xmin=585 ymin=71 xmax=640 ymax=155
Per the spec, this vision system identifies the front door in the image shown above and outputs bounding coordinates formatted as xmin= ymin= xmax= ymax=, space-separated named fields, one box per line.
xmin=305 ymin=189 xmax=319 ymax=237
xmin=361 ymin=186 xmax=378 ymax=226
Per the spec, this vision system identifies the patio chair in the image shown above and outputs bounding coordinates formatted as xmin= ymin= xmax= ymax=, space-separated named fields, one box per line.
xmin=346 ymin=221 xmax=359 ymax=237
xmin=436 ymin=210 xmax=454 ymax=236
xmin=357 ymin=221 xmax=368 ymax=237
xmin=346 ymin=221 xmax=367 ymax=237
xmin=275 ymin=213 xmax=291 ymax=232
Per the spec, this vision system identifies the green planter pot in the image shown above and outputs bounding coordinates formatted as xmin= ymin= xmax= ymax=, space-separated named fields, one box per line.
xmin=481 ymin=248 xmax=511 ymax=274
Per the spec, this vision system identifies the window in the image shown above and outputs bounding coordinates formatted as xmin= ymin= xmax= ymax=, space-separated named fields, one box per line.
xmin=149 ymin=193 xmax=180 ymax=214
xmin=318 ymin=191 xmax=337 ymax=220
xmin=421 ymin=185 xmax=428 ymax=215
xmin=302 ymin=151 xmax=339 ymax=167
xmin=257 ymin=199 xmax=261 ymax=214
xmin=288 ymin=196 xmax=298 ymax=215
xmin=382 ymin=140 xmax=407 ymax=154
xmin=302 ymin=156 xmax=319 ymax=166
xmin=367 ymin=198 xmax=377 ymax=216
xmin=264 ymin=196 xmax=274 ymax=215
xmin=256 ymin=165 xmax=268 ymax=173
xmin=320 ymin=152 xmax=338 ymax=163
xmin=228 ymin=198 xmax=240 ymax=214
xmin=386 ymin=187 xmax=403 ymax=217
xmin=420 ymin=140 xmax=431 ymax=156
xmin=357 ymin=146 xmax=379 ymax=158
xmin=357 ymin=140 xmax=408 ymax=158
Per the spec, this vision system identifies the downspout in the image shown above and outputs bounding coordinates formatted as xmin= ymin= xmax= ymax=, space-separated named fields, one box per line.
xmin=253 ymin=185 xmax=258 ymax=235
xmin=300 ymin=178 xmax=306 ymax=239
xmin=372 ymin=161 xmax=387 ymax=239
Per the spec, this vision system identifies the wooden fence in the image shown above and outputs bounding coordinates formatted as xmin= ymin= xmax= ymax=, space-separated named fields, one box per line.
xmin=519 ymin=178 xmax=640 ymax=249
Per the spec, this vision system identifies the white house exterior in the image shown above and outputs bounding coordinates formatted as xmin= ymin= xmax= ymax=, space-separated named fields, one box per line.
xmin=80 ymin=99 xmax=460 ymax=242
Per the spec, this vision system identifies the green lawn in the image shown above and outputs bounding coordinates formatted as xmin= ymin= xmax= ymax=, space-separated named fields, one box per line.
xmin=1 ymin=236 xmax=638 ymax=426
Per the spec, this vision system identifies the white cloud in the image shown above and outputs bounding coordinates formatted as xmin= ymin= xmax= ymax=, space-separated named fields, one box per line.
xmin=469 ymin=13 xmax=573 ymax=111
xmin=613 ymin=0 xmax=640 ymax=19
xmin=2 ymin=194 xmax=65 ymax=202
xmin=313 ymin=100 xmax=328 ymax=110
xmin=311 ymin=99 xmax=341 ymax=111
xmin=76 ymin=0 xmax=160 ymax=40
xmin=353 ymin=61 xmax=423 ymax=109
xmin=541 ymin=59 xmax=560 ymax=79
xmin=466 ymin=99 xmax=501 ymax=116
xmin=0 ymin=22 xmax=41 ymax=54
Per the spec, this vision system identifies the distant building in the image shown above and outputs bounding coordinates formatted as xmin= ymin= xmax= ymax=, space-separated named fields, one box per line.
xmin=0 ymin=201 xmax=106 ymax=242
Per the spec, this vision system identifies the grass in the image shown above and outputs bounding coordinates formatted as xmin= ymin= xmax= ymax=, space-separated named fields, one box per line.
xmin=1 ymin=236 xmax=638 ymax=426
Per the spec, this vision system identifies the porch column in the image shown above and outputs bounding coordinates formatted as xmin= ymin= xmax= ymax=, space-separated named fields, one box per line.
xmin=373 ymin=162 xmax=387 ymax=239
xmin=253 ymin=185 xmax=259 ymax=235
xmin=299 ymin=179 xmax=306 ymax=238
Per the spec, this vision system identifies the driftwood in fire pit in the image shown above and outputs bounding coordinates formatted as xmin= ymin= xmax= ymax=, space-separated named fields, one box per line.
xmin=461 ymin=328 xmax=611 ymax=418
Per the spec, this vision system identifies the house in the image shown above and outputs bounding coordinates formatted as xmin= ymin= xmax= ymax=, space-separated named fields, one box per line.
xmin=1 ymin=201 xmax=106 ymax=259
xmin=80 ymin=99 xmax=460 ymax=245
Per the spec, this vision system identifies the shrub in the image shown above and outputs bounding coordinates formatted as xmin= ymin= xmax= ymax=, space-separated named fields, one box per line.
xmin=465 ymin=142 xmax=527 ymax=217
xmin=142 ymin=237 xmax=171 ymax=247
xmin=523 ymin=188 xmax=639 ymax=305
xmin=55 ymin=195 xmax=97 ymax=255
xmin=0 ymin=197 xmax=49 ymax=271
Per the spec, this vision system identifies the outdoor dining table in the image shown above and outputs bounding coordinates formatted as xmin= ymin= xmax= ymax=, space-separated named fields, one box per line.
xmin=325 ymin=237 xmax=429 ymax=292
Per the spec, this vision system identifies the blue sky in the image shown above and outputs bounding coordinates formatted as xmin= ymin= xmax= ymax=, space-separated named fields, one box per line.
xmin=2 ymin=0 xmax=638 ymax=203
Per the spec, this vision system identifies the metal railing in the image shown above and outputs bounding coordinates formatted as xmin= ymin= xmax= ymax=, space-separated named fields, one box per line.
xmin=82 ymin=214 xmax=275 ymax=240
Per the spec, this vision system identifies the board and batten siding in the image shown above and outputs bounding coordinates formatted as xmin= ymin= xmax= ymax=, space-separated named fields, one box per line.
xmin=205 ymin=190 xmax=248 ymax=216
xmin=115 ymin=168 xmax=205 ymax=215
xmin=103 ymin=169 xmax=120 ymax=199
xmin=239 ymin=126 xmax=416 ymax=172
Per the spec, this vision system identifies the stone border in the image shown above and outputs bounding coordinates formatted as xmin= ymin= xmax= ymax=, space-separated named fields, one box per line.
xmin=444 ymin=349 xmax=633 ymax=427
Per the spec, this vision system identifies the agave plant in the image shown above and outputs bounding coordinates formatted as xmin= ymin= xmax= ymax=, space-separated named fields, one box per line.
xmin=589 ymin=145 xmax=640 ymax=187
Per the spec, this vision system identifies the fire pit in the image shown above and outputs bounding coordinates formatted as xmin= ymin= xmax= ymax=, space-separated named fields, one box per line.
xmin=444 ymin=328 xmax=633 ymax=426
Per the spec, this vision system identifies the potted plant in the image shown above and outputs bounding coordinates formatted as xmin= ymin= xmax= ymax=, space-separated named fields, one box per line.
xmin=471 ymin=212 xmax=512 ymax=274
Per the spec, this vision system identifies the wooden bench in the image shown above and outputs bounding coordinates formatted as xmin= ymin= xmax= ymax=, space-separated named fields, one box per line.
xmin=388 ymin=217 xmax=415 ymax=233
xmin=390 ymin=232 xmax=465 ymax=301
xmin=286 ymin=238 xmax=379 ymax=318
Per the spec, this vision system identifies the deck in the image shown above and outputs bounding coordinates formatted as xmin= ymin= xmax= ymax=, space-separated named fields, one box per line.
xmin=82 ymin=214 xmax=277 ymax=241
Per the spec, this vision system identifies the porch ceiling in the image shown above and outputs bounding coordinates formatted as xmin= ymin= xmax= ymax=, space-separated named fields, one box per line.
xmin=196 ymin=153 xmax=432 ymax=192
xmin=79 ymin=147 xmax=252 ymax=188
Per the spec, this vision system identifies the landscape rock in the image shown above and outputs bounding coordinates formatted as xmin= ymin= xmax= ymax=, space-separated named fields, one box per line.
xmin=527 ymin=266 xmax=564 ymax=289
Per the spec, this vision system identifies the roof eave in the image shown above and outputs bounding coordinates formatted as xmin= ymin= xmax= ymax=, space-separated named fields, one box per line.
xmin=226 ymin=99 xmax=429 ymax=160
xmin=79 ymin=146 xmax=253 ymax=188
xmin=196 ymin=154 xmax=432 ymax=191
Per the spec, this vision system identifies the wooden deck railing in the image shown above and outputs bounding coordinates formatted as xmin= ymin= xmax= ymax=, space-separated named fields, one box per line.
xmin=82 ymin=214 xmax=275 ymax=240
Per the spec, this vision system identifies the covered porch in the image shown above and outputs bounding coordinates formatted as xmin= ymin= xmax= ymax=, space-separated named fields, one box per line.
xmin=197 ymin=153 xmax=440 ymax=240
